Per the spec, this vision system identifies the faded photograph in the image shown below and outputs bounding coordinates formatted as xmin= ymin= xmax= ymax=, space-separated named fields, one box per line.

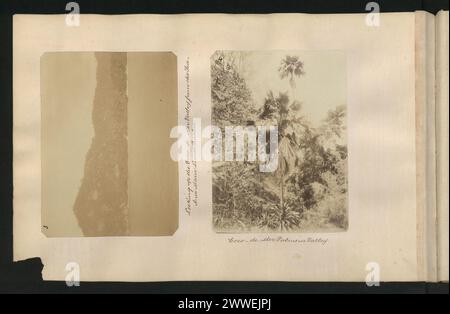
xmin=211 ymin=51 xmax=348 ymax=232
xmin=41 ymin=52 xmax=178 ymax=237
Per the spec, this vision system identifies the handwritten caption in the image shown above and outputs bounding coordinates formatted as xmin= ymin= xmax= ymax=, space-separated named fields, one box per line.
xmin=183 ymin=57 xmax=199 ymax=215
xmin=227 ymin=236 xmax=329 ymax=245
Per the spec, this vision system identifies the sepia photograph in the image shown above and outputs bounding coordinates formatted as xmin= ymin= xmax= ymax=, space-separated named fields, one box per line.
xmin=40 ymin=52 xmax=179 ymax=237
xmin=212 ymin=51 xmax=348 ymax=232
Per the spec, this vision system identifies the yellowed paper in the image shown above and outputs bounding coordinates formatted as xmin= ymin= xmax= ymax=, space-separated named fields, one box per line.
xmin=435 ymin=10 xmax=449 ymax=282
xmin=14 ymin=13 xmax=421 ymax=281
xmin=414 ymin=11 xmax=437 ymax=282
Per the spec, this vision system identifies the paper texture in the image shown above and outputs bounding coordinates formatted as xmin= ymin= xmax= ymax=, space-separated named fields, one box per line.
xmin=414 ymin=11 xmax=437 ymax=282
xmin=14 ymin=13 xmax=420 ymax=281
xmin=211 ymin=50 xmax=348 ymax=233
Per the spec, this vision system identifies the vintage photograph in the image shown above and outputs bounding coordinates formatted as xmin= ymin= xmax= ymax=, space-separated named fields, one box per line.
xmin=211 ymin=51 xmax=348 ymax=232
xmin=41 ymin=52 xmax=178 ymax=237
xmin=10 ymin=9 xmax=449 ymax=287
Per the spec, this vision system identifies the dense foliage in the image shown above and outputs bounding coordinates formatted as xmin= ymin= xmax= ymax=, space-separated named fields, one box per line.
xmin=211 ymin=53 xmax=348 ymax=232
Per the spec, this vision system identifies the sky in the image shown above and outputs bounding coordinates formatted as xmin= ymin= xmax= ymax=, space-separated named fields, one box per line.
xmin=41 ymin=52 xmax=96 ymax=236
xmin=239 ymin=50 xmax=347 ymax=126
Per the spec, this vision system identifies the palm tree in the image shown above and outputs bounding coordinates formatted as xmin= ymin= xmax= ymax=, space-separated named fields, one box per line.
xmin=278 ymin=55 xmax=305 ymax=231
xmin=279 ymin=55 xmax=305 ymax=89
xmin=260 ymin=91 xmax=300 ymax=231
